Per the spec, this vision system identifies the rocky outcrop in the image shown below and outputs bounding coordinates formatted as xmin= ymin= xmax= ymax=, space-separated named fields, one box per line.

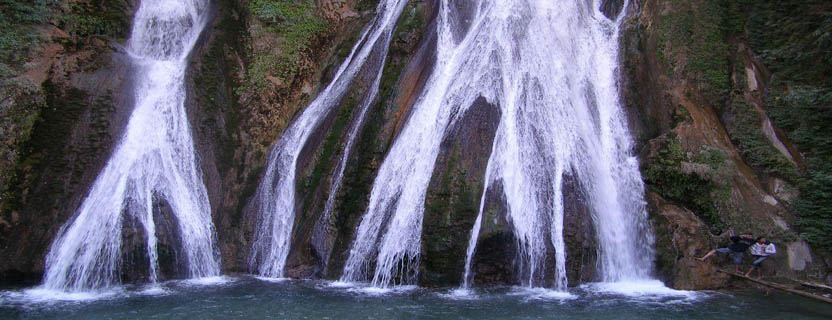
xmin=622 ymin=0 xmax=829 ymax=288
xmin=288 ymin=0 xmax=436 ymax=279
xmin=185 ymin=0 xmax=388 ymax=274
xmin=600 ymin=0 xmax=626 ymax=20
xmin=648 ymin=192 xmax=728 ymax=290
xmin=2 ymin=0 xmax=829 ymax=290
xmin=562 ymin=176 xmax=598 ymax=285
xmin=183 ymin=0 xmax=440 ymax=279
xmin=420 ymin=97 xmax=500 ymax=287
xmin=465 ymin=172 xmax=599 ymax=287
xmin=0 ymin=0 xmax=135 ymax=283
xmin=0 ymin=0 xmax=386 ymax=282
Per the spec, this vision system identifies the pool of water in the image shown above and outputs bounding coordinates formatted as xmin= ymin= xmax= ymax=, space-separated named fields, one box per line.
xmin=2 ymin=277 xmax=831 ymax=319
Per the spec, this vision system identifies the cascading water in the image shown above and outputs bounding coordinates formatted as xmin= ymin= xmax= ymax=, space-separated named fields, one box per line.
xmin=41 ymin=0 xmax=220 ymax=292
xmin=342 ymin=0 xmax=654 ymax=289
xmin=248 ymin=0 xmax=409 ymax=278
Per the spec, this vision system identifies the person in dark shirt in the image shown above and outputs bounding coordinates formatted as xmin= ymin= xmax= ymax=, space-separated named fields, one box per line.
xmin=697 ymin=232 xmax=755 ymax=273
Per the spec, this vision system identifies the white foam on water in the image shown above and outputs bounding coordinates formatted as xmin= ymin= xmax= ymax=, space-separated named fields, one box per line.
xmin=345 ymin=284 xmax=420 ymax=296
xmin=0 ymin=286 xmax=126 ymax=305
xmin=326 ymin=281 xmax=356 ymax=288
xmin=175 ymin=276 xmax=233 ymax=287
xmin=254 ymin=276 xmax=291 ymax=283
xmin=0 ymin=276 xmax=237 ymax=306
xmin=581 ymin=280 xmax=699 ymax=299
xmin=317 ymin=279 xmax=376 ymax=292
xmin=137 ymin=285 xmax=169 ymax=296
xmin=436 ymin=288 xmax=480 ymax=300
xmin=508 ymin=287 xmax=578 ymax=301
xmin=348 ymin=286 xmax=391 ymax=295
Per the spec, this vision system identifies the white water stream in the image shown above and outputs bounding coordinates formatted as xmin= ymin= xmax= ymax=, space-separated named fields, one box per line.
xmin=41 ymin=0 xmax=220 ymax=292
xmin=342 ymin=0 xmax=654 ymax=289
xmin=248 ymin=0 xmax=409 ymax=278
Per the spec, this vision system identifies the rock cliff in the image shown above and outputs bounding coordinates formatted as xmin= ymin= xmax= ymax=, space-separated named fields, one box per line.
xmin=0 ymin=0 xmax=829 ymax=288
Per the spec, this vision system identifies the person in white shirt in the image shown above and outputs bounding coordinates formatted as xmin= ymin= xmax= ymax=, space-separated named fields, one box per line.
xmin=745 ymin=236 xmax=776 ymax=279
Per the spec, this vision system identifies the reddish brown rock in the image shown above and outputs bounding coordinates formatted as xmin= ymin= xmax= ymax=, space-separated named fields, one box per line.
xmin=648 ymin=192 xmax=729 ymax=290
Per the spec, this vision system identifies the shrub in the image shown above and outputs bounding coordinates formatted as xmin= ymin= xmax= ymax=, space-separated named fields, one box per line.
xmin=0 ymin=0 xmax=57 ymax=78
xmin=723 ymin=99 xmax=798 ymax=181
xmin=655 ymin=0 xmax=739 ymax=106
xmin=243 ymin=0 xmax=328 ymax=92
xmin=746 ymin=0 xmax=832 ymax=249
xmin=643 ymin=136 xmax=729 ymax=225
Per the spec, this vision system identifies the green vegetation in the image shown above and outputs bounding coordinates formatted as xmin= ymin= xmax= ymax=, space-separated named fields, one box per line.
xmin=723 ymin=99 xmax=798 ymax=181
xmin=1 ymin=81 xmax=117 ymax=217
xmin=325 ymin=1 xmax=427 ymax=276
xmin=1 ymin=0 xmax=128 ymax=78
xmin=353 ymin=0 xmax=378 ymax=13
xmin=746 ymin=1 xmax=831 ymax=84
xmin=643 ymin=136 xmax=729 ymax=225
xmin=652 ymin=0 xmax=832 ymax=248
xmin=0 ymin=0 xmax=54 ymax=215
xmin=0 ymin=0 xmax=131 ymax=218
xmin=242 ymin=0 xmax=328 ymax=93
xmin=655 ymin=0 xmax=741 ymax=105
xmin=297 ymin=89 xmax=360 ymax=218
xmin=60 ymin=0 xmax=130 ymax=41
xmin=422 ymin=144 xmax=478 ymax=285
xmin=768 ymin=87 xmax=832 ymax=249
xmin=0 ymin=85 xmax=46 ymax=214
xmin=768 ymin=88 xmax=832 ymax=160
xmin=744 ymin=0 xmax=832 ymax=250
xmin=0 ymin=0 xmax=56 ymax=79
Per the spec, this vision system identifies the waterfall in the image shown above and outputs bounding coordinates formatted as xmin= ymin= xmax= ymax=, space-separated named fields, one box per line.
xmin=342 ymin=0 xmax=654 ymax=289
xmin=41 ymin=0 xmax=220 ymax=292
xmin=248 ymin=0 xmax=409 ymax=278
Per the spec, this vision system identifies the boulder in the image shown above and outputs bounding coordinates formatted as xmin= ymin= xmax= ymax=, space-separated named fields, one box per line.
xmin=648 ymin=192 xmax=729 ymax=290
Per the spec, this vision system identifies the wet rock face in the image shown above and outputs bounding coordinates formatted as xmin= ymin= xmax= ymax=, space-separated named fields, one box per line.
xmin=468 ymin=181 xmax=514 ymax=286
xmin=284 ymin=0 xmax=435 ymax=279
xmin=420 ymin=96 xmax=501 ymax=287
xmin=786 ymin=241 xmax=813 ymax=272
xmin=184 ymin=0 xmax=436 ymax=278
xmin=120 ymin=209 xmax=151 ymax=284
xmin=150 ymin=196 xmax=189 ymax=281
xmin=319 ymin=2 xmax=437 ymax=280
xmin=648 ymin=192 xmax=728 ymax=290
xmin=600 ymin=0 xmax=626 ymax=20
xmin=119 ymin=195 xmax=188 ymax=284
xmin=621 ymin=0 xmax=827 ymax=288
xmin=562 ymin=175 xmax=598 ymax=285
xmin=283 ymin=7 xmax=413 ymax=276
xmin=466 ymin=174 xmax=599 ymax=287
xmin=0 ymin=1 xmax=136 ymax=282
xmin=471 ymin=230 xmax=518 ymax=286
xmin=185 ymin=0 xmax=379 ymax=275
xmin=3 ymin=0 xmax=828 ymax=291
xmin=618 ymin=1 xmax=673 ymax=147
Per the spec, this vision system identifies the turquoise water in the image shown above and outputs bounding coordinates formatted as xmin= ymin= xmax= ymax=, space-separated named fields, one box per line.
xmin=2 ymin=277 xmax=831 ymax=319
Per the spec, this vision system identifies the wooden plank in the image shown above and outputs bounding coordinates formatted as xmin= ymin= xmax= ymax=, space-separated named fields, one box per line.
xmin=718 ymin=270 xmax=832 ymax=304
xmin=799 ymin=280 xmax=832 ymax=292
